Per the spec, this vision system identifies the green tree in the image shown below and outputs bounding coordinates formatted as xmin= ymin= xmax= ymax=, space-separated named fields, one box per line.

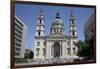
xmin=24 ymin=51 xmax=34 ymax=59
xmin=76 ymin=37 xmax=94 ymax=60
xmin=76 ymin=40 xmax=89 ymax=57
xmin=29 ymin=51 xmax=34 ymax=59
xmin=87 ymin=38 xmax=94 ymax=59
xmin=24 ymin=52 xmax=29 ymax=59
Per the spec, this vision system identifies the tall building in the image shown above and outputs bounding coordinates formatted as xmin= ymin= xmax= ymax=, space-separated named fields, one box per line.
xmin=84 ymin=13 xmax=95 ymax=42
xmin=84 ymin=13 xmax=96 ymax=59
xmin=14 ymin=16 xmax=27 ymax=59
xmin=34 ymin=10 xmax=78 ymax=60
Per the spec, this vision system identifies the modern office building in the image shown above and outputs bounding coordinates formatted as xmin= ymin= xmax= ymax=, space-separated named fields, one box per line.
xmin=14 ymin=16 xmax=27 ymax=59
xmin=34 ymin=10 xmax=78 ymax=60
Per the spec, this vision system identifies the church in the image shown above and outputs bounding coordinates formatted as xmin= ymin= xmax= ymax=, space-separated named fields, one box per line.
xmin=34 ymin=10 xmax=78 ymax=61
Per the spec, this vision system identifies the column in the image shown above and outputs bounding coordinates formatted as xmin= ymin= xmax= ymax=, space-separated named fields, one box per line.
xmin=60 ymin=41 xmax=62 ymax=58
xmin=51 ymin=41 xmax=54 ymax=58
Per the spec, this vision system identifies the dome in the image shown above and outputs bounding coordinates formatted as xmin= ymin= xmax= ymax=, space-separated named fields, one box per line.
xmin=51 ymin=19 xmax=64 ymax=29
xmin=53 ymin=18 xmax=64 ymax=25
xmin=51 ymin=13 xmax=64 ymax=34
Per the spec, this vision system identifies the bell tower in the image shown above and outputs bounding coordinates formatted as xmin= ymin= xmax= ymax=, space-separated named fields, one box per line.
xmin=35 ymin=10 xmax=45 ymax=37
xmin=69 ymin=11 xmax=77 ymax=38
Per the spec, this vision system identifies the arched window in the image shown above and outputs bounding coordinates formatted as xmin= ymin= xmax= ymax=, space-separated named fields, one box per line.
xmin=36 ymin=48 xmax=40 ymax=56
xmin=72 ymin=32 xmax=75 ymax=36
xmin=37 ymin=41 xmax=40 ymax=46
xmin=39 ymin=19 xmax=42 ymax=24
xmin=38 ymin=31 xmax=40 ymax=36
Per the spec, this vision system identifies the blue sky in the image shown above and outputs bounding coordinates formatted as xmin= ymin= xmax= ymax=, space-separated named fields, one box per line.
xmin=15 ymin=3 xmax=95 ymax=50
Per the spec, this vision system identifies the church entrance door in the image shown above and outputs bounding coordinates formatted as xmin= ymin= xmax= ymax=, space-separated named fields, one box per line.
xmin=53 ymin=41 xmax=60 ymax=58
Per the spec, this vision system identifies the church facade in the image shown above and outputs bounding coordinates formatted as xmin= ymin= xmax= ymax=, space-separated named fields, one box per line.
xmin=34 ymin=10 xmax=78 ymax=60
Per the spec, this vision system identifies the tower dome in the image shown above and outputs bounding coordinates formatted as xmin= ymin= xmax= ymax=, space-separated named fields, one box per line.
xmin=51 ymin=13 xmax=64 ymax=34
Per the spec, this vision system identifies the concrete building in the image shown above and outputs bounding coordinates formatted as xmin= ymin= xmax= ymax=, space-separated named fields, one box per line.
xmin=14 ymin=16 xmax=27 ymax=59
xmin=84 ymin=13 xmax=95 ymax=42
xmin=34 ymin=10 xmax=78 ymax=60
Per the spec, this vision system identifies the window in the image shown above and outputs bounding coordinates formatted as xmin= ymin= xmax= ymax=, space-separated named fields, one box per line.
xmin=43 ymin=41 xmax=46 ymax=46
xmin=57 ymin=23 xmax=58 ymax=27
xmin=43 ymin=48 xmax=46 ymax=56
xmin=38 ymin=31 xmax=40 ymax=36
xmin=36 ymin=48 xmax=40 ymax=56
xmin=15 ymin=23 xmax=23 ymax=31
xmin=67 ymin=48 xmax=70 ymax=55
xmin=15 ymin=43 xmax=21 ymax=47
xmin=72 ymin=27 xmax=74 ymax=30
xmin=73 ymin=41 xmax=76 ymax=45
xmin=15 ymin=33 xmax=22 ymax=38
xmin=39 ymin=26 xmax=41 ymax=30
xmin=15 ymin=52 xmax=20 ymax=56
xmin=72 ymin=20 xmax=74 ymax=24
xmin=15 ymin=28 xmax=22 ymax=35
xmin=37 ymin=41 xmax=40 ymax=46
xmin=40 ymin=20 xmax=42 ymax=24
xmin=57 ymin=20 xmax=59 ymax=22
xmin=15 ymin=48 xmax=21 ymax=51
xmin=73 ymin=47 xmax=76 ymax=54
xmin=15 ymin=38 xmax=21 ymax=43
xmin=15 ymin=19 xmax=24 ymax=27
xmin=72 ymin=32 xmax=75 ymax=36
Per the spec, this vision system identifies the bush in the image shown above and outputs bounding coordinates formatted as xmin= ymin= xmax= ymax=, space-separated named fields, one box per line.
xmin=15 ymin=58 xmax=28 ymax=63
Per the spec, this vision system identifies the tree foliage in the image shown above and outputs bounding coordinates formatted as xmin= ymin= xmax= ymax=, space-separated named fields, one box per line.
xmin=76 ymin=39 xmax=94 ymax=59
xmin=29 ymin=51 xmax=34 ymax=59
xmin=24 ymin=50 xmax=34 ymax=59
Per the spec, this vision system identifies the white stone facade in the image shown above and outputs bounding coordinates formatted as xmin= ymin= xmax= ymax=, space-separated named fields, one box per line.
xmin=34 ymin=11 xmax=78 ymax=60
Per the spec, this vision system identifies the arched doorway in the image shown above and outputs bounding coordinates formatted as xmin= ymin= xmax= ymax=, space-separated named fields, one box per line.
xmin=53 ymin=41 xmax=60 ymax=58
